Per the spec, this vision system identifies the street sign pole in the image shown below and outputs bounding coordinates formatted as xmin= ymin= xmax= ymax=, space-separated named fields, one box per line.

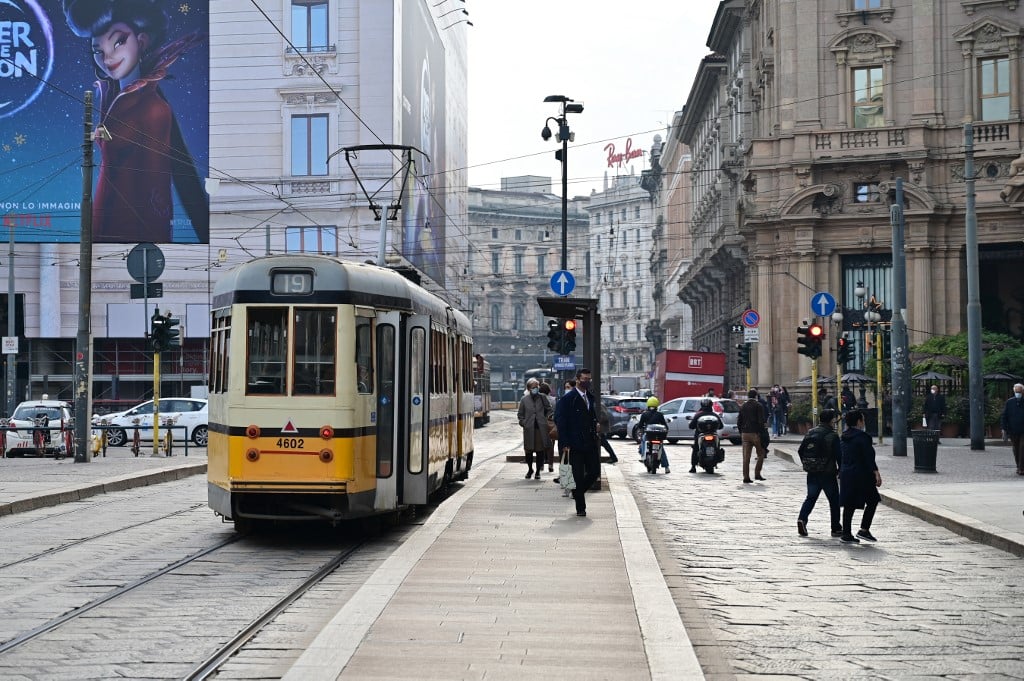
xmin=74 ymin=91 xmax=94 ymax=463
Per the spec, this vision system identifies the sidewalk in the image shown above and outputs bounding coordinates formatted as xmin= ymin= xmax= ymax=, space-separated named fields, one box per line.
xmin=773 ymin=435 xmax=1024 ymax=557
xmin=0 ymin=447 xmax=206 ymax=516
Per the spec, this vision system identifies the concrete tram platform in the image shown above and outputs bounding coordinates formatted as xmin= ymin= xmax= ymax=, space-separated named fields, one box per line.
xmin=283 ymin=456 xmax=703 ymax=681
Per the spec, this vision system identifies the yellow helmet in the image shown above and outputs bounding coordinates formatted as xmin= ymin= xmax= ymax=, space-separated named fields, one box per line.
xmin=646 ymin=397 xmax=660 ymax=408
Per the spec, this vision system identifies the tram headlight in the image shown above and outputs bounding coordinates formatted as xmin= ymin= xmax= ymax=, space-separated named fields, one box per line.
xmin=246 ymin=425 xmax=260 ymax=439
xmin=320 ymin=425 xmax=334 ymax=440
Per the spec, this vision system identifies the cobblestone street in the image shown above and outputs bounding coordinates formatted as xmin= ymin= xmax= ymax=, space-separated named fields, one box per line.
xmin=616 ymin=440 xmax=1024 ymax=680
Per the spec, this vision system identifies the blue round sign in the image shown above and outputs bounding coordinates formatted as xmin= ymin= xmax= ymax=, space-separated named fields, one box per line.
xmin=741 ymin=309 xmax=760 ymax=328
xmin=811 ymin=292 xmax=837 ymax=317
xmin=550 ymin=270 xmax=576 ymax=297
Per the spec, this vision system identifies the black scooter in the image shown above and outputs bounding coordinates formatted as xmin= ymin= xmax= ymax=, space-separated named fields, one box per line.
xmin=642 ymin=424 xmax=668 ymax=474
xmin=692 ymin=414 xmax=725 ymax=473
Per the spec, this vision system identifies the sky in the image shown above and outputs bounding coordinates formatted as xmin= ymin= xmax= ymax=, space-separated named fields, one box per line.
xmin=466 ymin=1 xmax=723 ymax=197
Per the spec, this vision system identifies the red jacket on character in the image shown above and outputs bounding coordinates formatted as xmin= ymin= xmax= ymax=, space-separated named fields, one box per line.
xmin=93 ymin=33 xmax=208 ymax=243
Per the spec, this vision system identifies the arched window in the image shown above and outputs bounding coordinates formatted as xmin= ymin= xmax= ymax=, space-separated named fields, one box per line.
xmin=490 ymin=304 xmax=502 ymax=331
xmin=513 ymin=305 xmax=524 ymax=330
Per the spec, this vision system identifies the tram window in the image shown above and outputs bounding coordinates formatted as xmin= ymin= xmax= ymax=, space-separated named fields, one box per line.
xmin=355 ymin=318 xmax=373 ymax=393
xmin=247 ymin=308 xmax=288 ymax=395
xmin=293 ymin=309 xmax=336 ymax=395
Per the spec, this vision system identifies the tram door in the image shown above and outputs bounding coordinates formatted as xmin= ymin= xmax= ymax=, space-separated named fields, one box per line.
xmin=373 ymin=311 xmax=400 ymax=511
xmin=400 ymin=315 xmax=430 ymax=505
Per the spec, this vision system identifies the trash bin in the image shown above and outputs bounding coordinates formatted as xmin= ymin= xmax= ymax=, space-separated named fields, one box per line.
xmin=912 ymin=429 xmax=939 ymax=472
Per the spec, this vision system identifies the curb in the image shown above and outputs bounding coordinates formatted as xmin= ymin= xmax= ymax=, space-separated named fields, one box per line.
xmin=773 ymin=446 xmax=1024 ymax=558
xmin=0 ymin=463 xmax=207 ymax=517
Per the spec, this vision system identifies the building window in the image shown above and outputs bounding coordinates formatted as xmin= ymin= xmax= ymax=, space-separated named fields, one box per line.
xmin=621 ymin=208 xmax=627 ymax=221
xmin=635 ymin=206 xmax=640 ymax=219
xmin=491 ymin=228 xmax=498 ymax=239
xmin=291 ymin=0 xmax=329 ymax=52
xmin=537 ymin=253 xmax=546 ymax=274
xmin=595 ymin=214 xmax=601 ymax=225
xmin=608 ymin=326 xmax=615 ymax=342
xmin=514 ymin=253 xmax=523 ymax=275
xmin=286 ymin=226 xmax=337 ymax=254
xmin=979 ymin=57 xmax=1010 ymax=121
xmin=490 ymin=304 xmax=501 ymax=330
xmin=491 ymin=252 xmax=500 ymax=274
xmin=537 ymin=230 xmax=545 ymax=241
xmin=635 ymin=290 xmax=641 ymax=306
xmin=852 ymin=66 xmax=884 ymax=128
xmin=854 ymin=0 xmax=880 ymax=8
xmin=514 ymin=229 xmax=522 ymax=240
xmin=853 ymin=182 xmax=881 ymax=203
xmin=513 ymin=305 xmax=524 ymax=330
xmin=291 ymin=114 xmax=328 ymax=175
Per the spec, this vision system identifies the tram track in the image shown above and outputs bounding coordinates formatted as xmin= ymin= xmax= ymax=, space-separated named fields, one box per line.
xmin=0 ymin=503 xmax=206 ymax=571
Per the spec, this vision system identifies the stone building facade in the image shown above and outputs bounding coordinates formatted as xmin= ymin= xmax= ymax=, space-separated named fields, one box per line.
xmin=662 ymin=0 xmax=1024 ymax=391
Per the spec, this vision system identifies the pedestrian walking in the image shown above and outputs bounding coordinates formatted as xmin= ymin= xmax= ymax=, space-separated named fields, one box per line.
xmin=769 ymin=386 xmax=786 ymax=437
xmin=924 ymin=385 xmax=946 ymax=432
xmin=1000 ymin=383 xmax=1024 ymax=475
xmin=796 ymin=409 xmax=843 ymax=538
xmin=517 ymin=378 xmax=552 ymax=480
xmin=738 ymin=389 xmax=768 ymax=484
xmin=597 ymin=402 xmax=619 ymax=463
xmin=539 ymin=382 xmax=557 ymax=473
xmin=554 ymin=368 xmax=601 ymax=517
xmin=838 ymin=409 xmax=882 ymax=543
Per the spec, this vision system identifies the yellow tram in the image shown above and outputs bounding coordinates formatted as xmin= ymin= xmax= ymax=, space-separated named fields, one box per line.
xmin=207 ymin=255 xmax=474 ymax=530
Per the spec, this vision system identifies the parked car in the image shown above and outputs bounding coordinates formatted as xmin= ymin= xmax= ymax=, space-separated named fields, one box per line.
xmin=629 ymin=396 xmax=742 ymax=445
xmin=99 ymin=398 xmax=209 ymax=447
xmin=3 ymin=398 xmax=74 ymax=457
xmin=600 ymin=395 xmax=650 ymax=438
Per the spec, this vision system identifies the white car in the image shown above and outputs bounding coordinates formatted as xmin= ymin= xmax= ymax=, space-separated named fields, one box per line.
xmin=628 ymin=396 xmax=742 ymax=445
xmin=3 ymin=398 xmax=74 ymax=457
xmin=99 ymin=398 xmax=209 ymax=447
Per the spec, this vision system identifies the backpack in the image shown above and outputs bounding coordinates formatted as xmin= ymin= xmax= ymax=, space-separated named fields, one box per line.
xmin=798 ymin=428 xmax=835 ymax=473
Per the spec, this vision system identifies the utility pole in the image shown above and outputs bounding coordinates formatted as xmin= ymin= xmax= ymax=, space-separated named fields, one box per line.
xmin=964 ymin=124 xmax=985 ymax=450
xmin=890 ymin=178 xmax=908 ymax=456
xmin=6 ymin=226 xmax=15 ymax=416
xmin=73 ymin=92 xmax=95 ymax=463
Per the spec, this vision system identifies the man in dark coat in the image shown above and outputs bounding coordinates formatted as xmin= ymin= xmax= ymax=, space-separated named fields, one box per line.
xmin=838 ymin=409 xmax=882 ymax=543
xmin=554 ymin=368 xmax=600 ymax=517
xmin=796 ymin=409 xmax=843 ymax=538
xmin=737 ymin=389 xmax=768 ymax=484
xmin=924 ymin=385 xmax=946 ymax=431
xmin=1001 ymin=383 xmax=1024 ymax=475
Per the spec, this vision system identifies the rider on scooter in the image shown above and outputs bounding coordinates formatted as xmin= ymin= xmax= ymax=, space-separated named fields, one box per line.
xmin=637 ymin=397 xmax=670 ymax=473
xmin=689 ymin=398 xmax=723 ymax=473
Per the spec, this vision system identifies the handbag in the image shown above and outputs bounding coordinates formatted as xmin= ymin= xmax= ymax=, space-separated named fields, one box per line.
xmin=548 ymin=419 xmax=558 ymax=441
xmin=558 ymin=449 xmax=576 ymax=492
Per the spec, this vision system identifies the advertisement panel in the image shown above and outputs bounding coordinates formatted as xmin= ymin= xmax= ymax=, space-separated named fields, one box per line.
xmin=400 ymin=0 xmax=446 ymax=285
xmin=0 ymin=0 xmax=209 ymax=244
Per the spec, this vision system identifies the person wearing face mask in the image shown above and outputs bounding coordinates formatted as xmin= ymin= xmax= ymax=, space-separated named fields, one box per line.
xmin=554 ymin=368 xmax=601 ymax=517
xmin=518 ymin=379 xmax=553 ymax=480
xmin=924 ymin=385 xmax=946 ymax=433
xmin=1000 ymin=383 xmax=1024 ymax=475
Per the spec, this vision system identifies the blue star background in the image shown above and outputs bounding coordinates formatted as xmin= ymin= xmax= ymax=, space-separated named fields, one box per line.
xmin=0 ymin=0 xmax=209 ymax=244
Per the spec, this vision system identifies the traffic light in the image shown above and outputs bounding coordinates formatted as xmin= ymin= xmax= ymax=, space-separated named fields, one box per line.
xmin=546 ymin=319 xmax=562 ymax=352
xmin=797 ymin=322 xmax=824 ymax=359
xmin=150 ymin=308 xmax=167 ymax=352
xmin=561 ymin=319 xmax=577 ymax=354
xmin=165 ymin=314 xmax=181 ymax=348
xmin=836 ymin=334 xmax=853 ymax=367
xmin=735 ymin=343 xmax=751 ymax=368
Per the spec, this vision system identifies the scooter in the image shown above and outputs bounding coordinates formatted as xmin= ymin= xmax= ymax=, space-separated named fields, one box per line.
xmin=643 ymin=423 xmax=668 ymax=474
xmin=693 ymin=414 xmax=726 ymax=473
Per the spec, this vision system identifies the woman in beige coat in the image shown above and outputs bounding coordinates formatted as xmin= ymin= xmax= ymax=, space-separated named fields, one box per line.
xmin=518 ymin=378 xmax=553 ymax=479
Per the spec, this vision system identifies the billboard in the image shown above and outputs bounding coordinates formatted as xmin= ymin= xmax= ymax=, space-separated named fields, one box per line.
xmin=0 ymin=0 xmax=209 ymax=244
xmin=400 ymin=0 xmax=446 ymax=286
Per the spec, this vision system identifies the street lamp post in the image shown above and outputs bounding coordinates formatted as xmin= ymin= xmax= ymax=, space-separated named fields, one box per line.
xmin=541 ymin=95 xmax=584 ymax=271
xmin=855 ymin=282 xmax=886 ymax=445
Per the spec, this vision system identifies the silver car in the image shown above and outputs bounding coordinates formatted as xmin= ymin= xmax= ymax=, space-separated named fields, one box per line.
xmin=630 ymin=397 xmax=742 ymax=445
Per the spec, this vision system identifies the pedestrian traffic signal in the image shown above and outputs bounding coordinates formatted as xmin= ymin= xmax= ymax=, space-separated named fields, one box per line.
xmin=546 ymin=319 xmax=562 ymax=352
xmin=150 ymin=309 xmax=181 ymax=352
xmin=561 ymin=319 xmax=577 ymax=354
xmin=797 ymin=322 xmax=824 ymax=359
xmin=735 ymin=343 xmax=751 ymax=368
xmin=836 ymin=334 xmax=853 ymax=367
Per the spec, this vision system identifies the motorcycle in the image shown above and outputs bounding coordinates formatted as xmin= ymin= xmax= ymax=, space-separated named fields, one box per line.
xmin=693 ymin=414 xmax=726 ymax=473
xmin=643 ymin=423 xmax=668 ymax=474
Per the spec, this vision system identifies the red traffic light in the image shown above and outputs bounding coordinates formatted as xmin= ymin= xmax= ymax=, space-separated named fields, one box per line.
xmin=808 ymin=324 xmax=824 ymax=338
xmin=563 ymin=319 xmax=576 ymax=331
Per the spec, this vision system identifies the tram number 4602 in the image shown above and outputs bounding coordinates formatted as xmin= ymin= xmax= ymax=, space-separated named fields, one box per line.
xmin=277 ymin=437 xmax=305 ymax=449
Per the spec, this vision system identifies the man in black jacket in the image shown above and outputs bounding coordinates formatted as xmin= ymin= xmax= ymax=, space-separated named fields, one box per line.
xmin=1001 ymin=383 xmax=1024 ymax=475
xmin=554 ymin=368 xmax=600 ymax=517
xmin=796 ymin=409 xmax=843 ymax=538
xmin=924 ymin=385 xmax=946 ymax=431
xmin=738 ymin=389 xmax=767 ymax=484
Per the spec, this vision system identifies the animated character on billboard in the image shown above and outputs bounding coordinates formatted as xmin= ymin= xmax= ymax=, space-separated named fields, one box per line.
xmin=63 ymin=0 xmax=208 ymax=243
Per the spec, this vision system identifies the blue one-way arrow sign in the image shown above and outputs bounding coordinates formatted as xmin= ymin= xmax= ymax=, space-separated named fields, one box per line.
xmin=550 ymin=270 xmax=576 ymax=297
xmin=811 ymin=291 xmax=837 ymax=317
